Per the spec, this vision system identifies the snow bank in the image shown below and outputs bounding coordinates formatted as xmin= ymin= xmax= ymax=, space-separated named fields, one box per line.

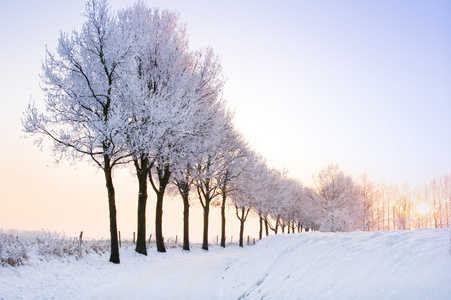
xmin=1 ymin=229 xmax=450 ymax=299
xmin=220 ymin=228 xmax=451 ymax=299
xmin=0 ymin=244 xmax=245 ymax=300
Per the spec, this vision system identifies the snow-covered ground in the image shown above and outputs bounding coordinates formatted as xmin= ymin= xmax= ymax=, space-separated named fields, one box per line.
xmin=1 ymin=228 xmax=450 ymax=299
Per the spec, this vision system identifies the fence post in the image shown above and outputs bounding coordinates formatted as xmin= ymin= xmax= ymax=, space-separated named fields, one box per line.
xmin=149 ymin=234 xmax=152 ymax=244
xmin=133 ymin=232 xmax=135 ymax=244
xmin=231 ymin=235 xmax=233 ymax=244
xmin=175 ymin=235 xmax=178 ymax=245
xmin=216 ymin=235 xmax=219 ymax=245
xmin=79 ymin=231 xmax=83 ymax=247
xmin=247 ymin=235 xmax=250 ymax=246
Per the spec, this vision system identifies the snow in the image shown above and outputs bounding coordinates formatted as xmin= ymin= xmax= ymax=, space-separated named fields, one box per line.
xmin=1 ymin=228 xmax=450 ymax=299
xmin=220 ymin=229 xmax=451 ymax=299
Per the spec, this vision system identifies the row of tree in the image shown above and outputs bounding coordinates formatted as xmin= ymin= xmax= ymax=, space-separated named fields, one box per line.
xmin=23 ymin=0 xmax=236 ymax=263
xmin=234 ymin=163 xmax=365 ymax=237
xmin=22 ymin=0 xmax=450 ymax=264
xmin=359 ymin=174 xmax=451 ymax=231
xmin=22 ymin=0 xmax=284 ymax=263
xmin=237 ymin=166 xmax=451 ymax=239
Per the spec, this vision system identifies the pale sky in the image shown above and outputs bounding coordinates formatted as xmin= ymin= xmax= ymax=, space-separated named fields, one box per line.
xmin=0 ymin=0 xmax=450 ymax=239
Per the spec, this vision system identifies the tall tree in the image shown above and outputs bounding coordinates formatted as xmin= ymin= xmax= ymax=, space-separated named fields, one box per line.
xmin=230 ymin=152 xmax=261 ymax=247
xmin=118 ymin=3 xmax=197 ymax=253
xmin=147 ymin=46 xmax=226 ymax=253
xmin=22 ymin=0 xmax=130 ymax=263
xmin=170 ymin=47 xmax=227 ymax=251
xmin=265 ymin=169 xmax=288 ymax=235
xmin=170 ymin=101 xmax=228 ymax=251
xmin=217 ymin=129 xmax=248 ymax=247
xmin=193 ymin=110 xmax=232 ymax=250
xmin=248 ymin=158 xmax=273 ymax=239
xmin=149 ymin=163 xmax=171 ymax=252
xmin=195 ymin=153 xmax=221 ymax=250
xmin=172 ymin=164 xmax=193 ymax=251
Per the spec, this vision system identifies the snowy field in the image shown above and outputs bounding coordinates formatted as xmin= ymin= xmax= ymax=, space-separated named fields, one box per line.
xmin=1 ymin=228 xmax=450 ymax=299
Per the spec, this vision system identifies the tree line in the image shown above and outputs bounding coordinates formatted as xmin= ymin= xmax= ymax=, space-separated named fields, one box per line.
xmin=22 ymin=0 xmax=283 ymax=263
xmin=358 ymin=173 xmax=451 ymax=231
xmin=22 ymin=0 xmax=450 ymax=264
xmin=243 ymin=164 xmax=451 ymax=240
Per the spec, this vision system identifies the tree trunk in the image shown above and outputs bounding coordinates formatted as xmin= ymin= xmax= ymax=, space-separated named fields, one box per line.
xmin=220 ymin=190 xmax=226 ymax=247
xmin=259 ymin=215 xmax=263 ymax=240
xmin=264 ymin=217 xmax=269 ymax=236
xmin=155 ymin=190 xmax=165 ymax=252
xmin=176 ymin=180 xmax=190 ymax=251
xmin=182 ymin=190 xmax=190 ymax=251
xmin=239 ymin=218 xmax=245 ymax=247
xmin=150 ymin=165 xmax=171 ymax=253
xmin=236 ymin=207 xmax=250 ymax=247
xmin=202 ymin=201 xmax=210 ymax=250
xmin=104 ymin=155 xmax=120 ymax=264
xmin=135 ymin=157 xmax=148 ymax=255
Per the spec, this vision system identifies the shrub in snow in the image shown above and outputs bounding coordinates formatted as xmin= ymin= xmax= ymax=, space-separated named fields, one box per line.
xmin=0 ymin=230 xmax=113 ymax=267
xmin=35 ymin=230 xmax=111 ymax=261
xmin=36 ymin=231 xmax=82 ymax=261
xmin=0 ymin=234 xmax=29 ymax=267
xmin=85 ymin=239 xmax=110 ymax=255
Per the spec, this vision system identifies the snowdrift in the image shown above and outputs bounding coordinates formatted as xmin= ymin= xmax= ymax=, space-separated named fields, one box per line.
xmin=220 ymin=228 xmax=451 ymax=299
xmin=1 ymin=228 xmax=450 ymax=299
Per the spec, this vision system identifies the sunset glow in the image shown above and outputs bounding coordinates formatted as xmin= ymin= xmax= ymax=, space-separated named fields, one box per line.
xmin=416 ymin=203 xmax=430 ymax=215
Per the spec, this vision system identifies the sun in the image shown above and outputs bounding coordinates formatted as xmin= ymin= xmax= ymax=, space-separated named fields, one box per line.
xmin=417 ymin=203 xmax=430 ymax=214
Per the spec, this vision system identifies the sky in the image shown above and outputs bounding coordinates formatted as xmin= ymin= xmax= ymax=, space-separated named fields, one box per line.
xmin=0 ymin=0 xmax=450 ymax=239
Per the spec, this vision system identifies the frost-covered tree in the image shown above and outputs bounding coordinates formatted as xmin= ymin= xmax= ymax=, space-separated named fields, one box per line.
xmin=265 ymin=169 xmax=290 ymax=235
xmin=297 ymin=186 xmax=320 ymax=231
xmin=312 ymin=163 xmax=363 ymax=232
xmin=171 ymin=162 xmax=193 ymax=251
xmin=22 ymin=0 xmax=130 ymax=263
xmin=170 ymin=98 xmax=228 ymax=251
xmin=216 ymin=128 xmax=249 ymax=247
xmin=119 ymin=3 xmax=193 ymax=254
xmin=249 ymin=159 xmax=273 ymax=239
xmin=229 ymin=151 xmax=263 ymax=247
xmin=279 ymin=178 xmax=305 ymax=234
xmin=171 ymin=47 xmax=227 ymax=251
xmin=172 ymin=107 xmax=235 ymax=251
xmin=193 ymin=109 xmax=233 ymax=250
xmin=358 ymin=174 xmax=375 ymax=231
xmin=194 ymin=155 xmax=220 ymax=250
xmin=117 ymin=2 xmax=225 ymax=253
xmin=149 ymin=47 xmax=225 ymax=253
